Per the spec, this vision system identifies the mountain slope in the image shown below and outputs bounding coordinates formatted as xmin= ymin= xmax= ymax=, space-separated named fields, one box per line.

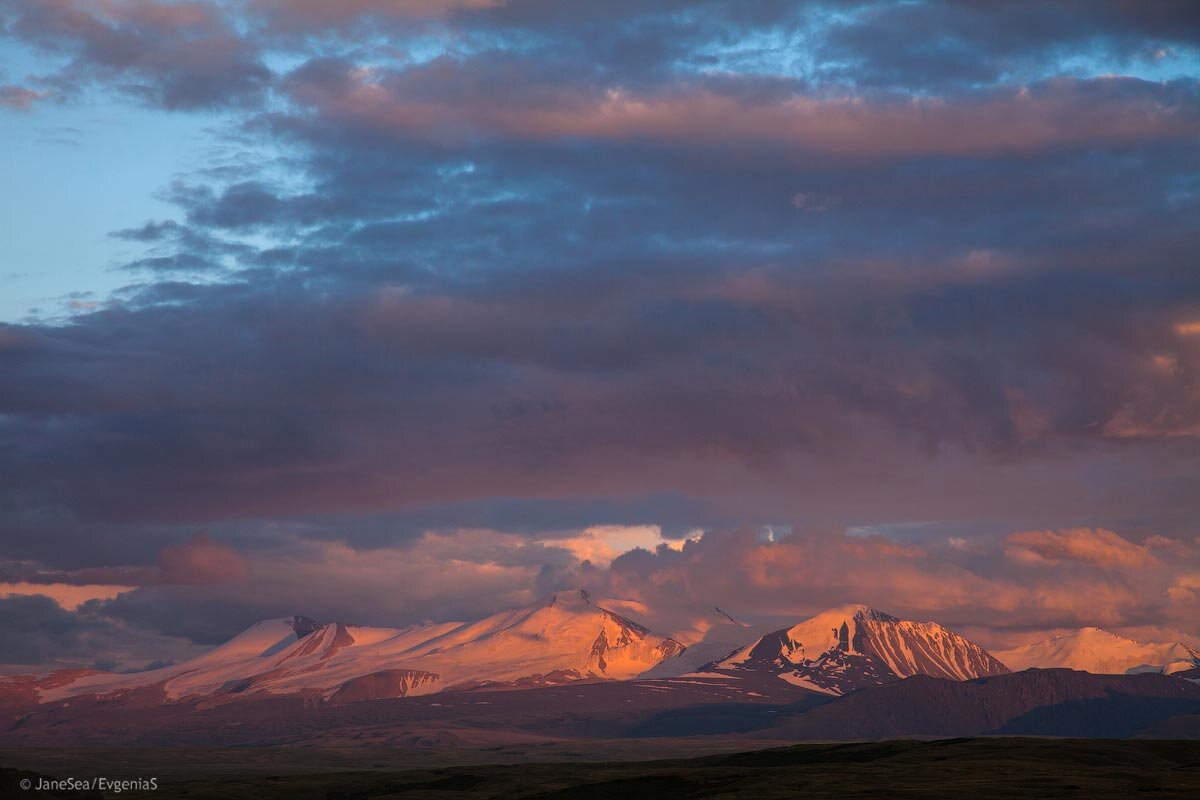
xmin=702 ymin=604 xmax=1008 ymax=695
xmin=638 ymin=607 xmax=782 ymax=679
xmin=391 ymin=589 xmax=685 ymax=688
xmin=19 ymin=591 xmax=685 ymax=708
xmin=21 ymin=615 xmax=329 ymax=703
xmin=767 ymin=669 xmax=1200 ymax=740
xmin=994 ymin=628 xmax=1200 ymax=675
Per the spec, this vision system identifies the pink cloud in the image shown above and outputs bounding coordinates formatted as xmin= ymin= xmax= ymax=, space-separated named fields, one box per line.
xmin=287 ymin=68 xmax=1200 ymax=158
xmin=1004 ymin=527 xmax=1157 ymax=569
xmin=13 ymin=532 xmax=250 ymax=588
xmin=0 ymin=85 xmax=44 ymax=111
xmin=157 ymin=531 xmax=250 ymax=584
xmin=0 ymin=582 xmax=132 ymax=610
xmin=8 ymin=0 xmax=269 ymax=109
xmin=571 ymin=525 xmax=1200 ymax=650
xmin=116 ymin=525 xmax=1197 ymax=650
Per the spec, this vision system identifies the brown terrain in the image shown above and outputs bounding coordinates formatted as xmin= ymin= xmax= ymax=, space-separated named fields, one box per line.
xmin=4 ymin=738 xmax=1200 ymax=799
xmin=3 ymin=668 xmax=1200 ymax=797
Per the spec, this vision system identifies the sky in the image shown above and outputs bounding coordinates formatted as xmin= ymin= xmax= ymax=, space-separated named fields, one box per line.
xmin=1 ymin=0 xmax=1200 ymax=673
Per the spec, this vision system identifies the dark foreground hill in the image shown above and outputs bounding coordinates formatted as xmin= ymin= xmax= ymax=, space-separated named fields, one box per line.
xmin=766 ymin=668 xmax=1200 ymax=740
xmin=4 ymin=738 xmax=1200 ymax=799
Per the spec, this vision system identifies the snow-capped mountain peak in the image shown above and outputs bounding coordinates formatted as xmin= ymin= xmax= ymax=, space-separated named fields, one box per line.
xmin=994 ymin=628 xmax=1200 ymax=675
xmin=703 ymin=604 xmax=1008 ymax=695
xmin=396 ymin=589 xmax=685 ymax=685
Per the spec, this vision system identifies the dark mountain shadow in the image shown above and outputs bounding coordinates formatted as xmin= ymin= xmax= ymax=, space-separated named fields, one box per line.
xmin=996 ymin=696 xmax=1200 ymax=738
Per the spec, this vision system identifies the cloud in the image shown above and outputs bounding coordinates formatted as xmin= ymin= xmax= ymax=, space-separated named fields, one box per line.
xmin=7 ymin=1 xmax=1200 ymax=119
xmin=5 ymin=533 xmax=250 ymax=589
xmin=1 ymin=0 xmax=1199 ymax=669
xmin=1005 ymin=527 xmax=1159 ymax=568
xmin=283 ymin=61 xmax=1200 ymax=157
xmin=0 ymin=594 xmax=111 ymax=668
xmin=6 ymin=523 xmax=1200 ymax=668
xmin=94 ymin=529 xmax=573 ymax=643
xmin=2 ymin=0 xmax=271 ymax=110
xmin=0 ymin=84 xmax=44 ymax=110
xmin=175 ymin=522 xmax=1200 ymax=652
xmin=4 ymin=225 xmax=1199 ymax=546
xmin=1168 ymin=573 xmax=1200 ymax=604
xmin=538 ymin=525 xmax=691 ymax=566
xmin=811 ymin=0 xmax=1200 ymax=91
xmin=248 ymin=0 xmax=506 ymax=29
xmin=0 ymin=582 xmax=132 ymax=610
xmin=583 ymin=526 xmax=1200 ymax=649
xmin=157 ymin=532 xmax=250 ymax=584
xmin=0 ymin=593 xmax=205 ymax=673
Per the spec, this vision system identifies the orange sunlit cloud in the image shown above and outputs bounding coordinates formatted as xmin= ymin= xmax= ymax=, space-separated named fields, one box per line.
xmin=542 ymin=525 xmax=694 ymax=566
xmin=1004 ymin=528 xmax=1158 ymax=569
xmin=0 ymin=582 xmax=133 ymax=610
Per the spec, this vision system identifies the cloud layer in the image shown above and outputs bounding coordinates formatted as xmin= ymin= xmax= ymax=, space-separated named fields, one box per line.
xmin=7 ymin=524 xmax=1199 ymax=671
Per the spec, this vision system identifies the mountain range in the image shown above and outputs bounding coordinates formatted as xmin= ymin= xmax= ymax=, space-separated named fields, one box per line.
xmin=7 ymin=590 xmax=688 ymax=708
xmin=3 ymin=590 xmax=1199 ymax=746
xmin=994 ymin=627 xmax=1200 ymax=676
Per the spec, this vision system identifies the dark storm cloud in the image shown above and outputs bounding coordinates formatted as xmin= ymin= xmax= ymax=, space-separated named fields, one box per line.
xmin=6 ymin=532 xmax=250 ymax=589
xmin=4 ymin=195 xmax=1199 ymax=551
xmin=0 ymin=594 xmax=204 ymax=671
xmin=0 ymin=594 xmax=106 ymax=665
xmin=0 ymin=592 xmax=211 ymax=672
